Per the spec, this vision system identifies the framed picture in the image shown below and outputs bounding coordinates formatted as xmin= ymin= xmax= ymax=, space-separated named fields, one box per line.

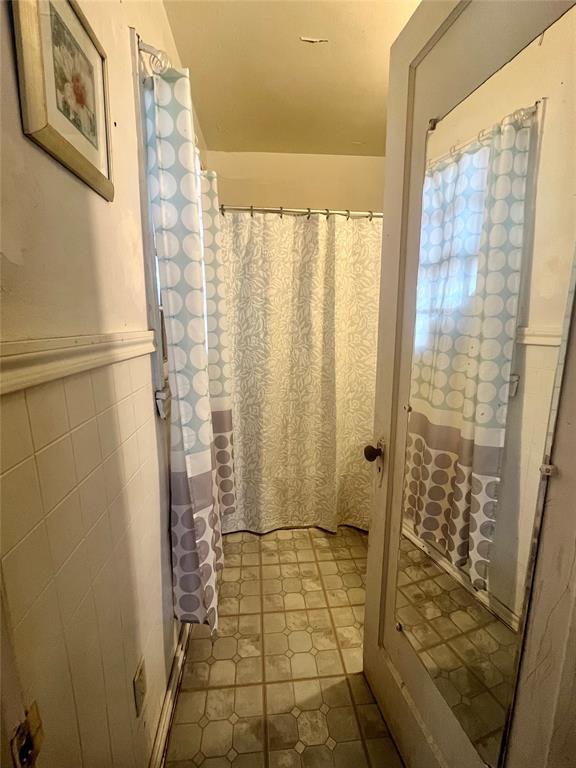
xmin=12 ymin=0 xmax=114 ymax=200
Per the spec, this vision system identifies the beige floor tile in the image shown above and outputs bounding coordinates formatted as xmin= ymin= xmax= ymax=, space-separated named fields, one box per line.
xmin=236 ymin=657 xmax=263 ymax=685
xmin=205 ymin=688 xmax=234 ymax=719
xmin=315 ymin=650 xmax=344 ymax=676
xmin=168 ymin=526 xmax=406 ymax=768
xmin=341 ymin=648 xmax=363 ymax=674
xmin=334 ymin=741 xmax=369 ymax=767
xmin=365 ymin=738 xmax=403 ymax=768
xmin=235 ymin=685 xmax=263 ymax=718
xmin=201 ymin=720 xmax=233 ymax=756
xmin=233 ymin=717 xmax=264 ymax=753
xmin=166 ymin=723 xmax=202 ymax=761
xmin=269 ymin=749 xmax=301 ymax=768
xmin=348 ymin=674 xmax=374 ymax=705
xmin=266 ymin=681 xmax=295 ymax=714
xmin=357 ymin=704 xmax=389 ymax=740
xmin=326 ymin=706 xmax=360 ymax=741
xmin=175 ymin=691 xmax=206 ymax=723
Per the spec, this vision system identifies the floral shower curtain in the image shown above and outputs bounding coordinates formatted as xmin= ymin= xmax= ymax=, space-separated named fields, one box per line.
xmin=145 ymin=69 xmax=236 ymax=627
xmin=220 ymin=213 xmax=382 ymax=534
xmin=403 ymin=107 xmax=538 ymax=590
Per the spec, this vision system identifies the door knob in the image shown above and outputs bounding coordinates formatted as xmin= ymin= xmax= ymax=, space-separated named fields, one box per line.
xmin=364 ymin=444 xmax=383 ymax=462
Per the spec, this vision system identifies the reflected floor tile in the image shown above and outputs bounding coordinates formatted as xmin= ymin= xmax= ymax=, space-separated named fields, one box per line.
xmin=396 ymin=535 xmax=520 ymax=754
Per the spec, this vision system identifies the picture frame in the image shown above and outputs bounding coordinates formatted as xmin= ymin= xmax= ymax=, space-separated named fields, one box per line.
xmin=12 ymin=0 xmax=114 ymax=201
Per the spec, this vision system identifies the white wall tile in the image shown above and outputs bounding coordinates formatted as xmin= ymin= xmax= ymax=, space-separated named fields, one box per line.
xmin=2 ymin=524 xmax=54 ymax=624
xmin=122 ymin=433 xmax=140 ymax=484
xmin=117 ymin=396 xmax=136 ymax=442
xmin=56 ymin=539 xmax=91 ymax=625
xmin=1 ymin=457 xmax=44 ymax=556
xmin=129 ymin=355 xmax=151 ymax=394
xmin=86 ymin=511 xmax=112 ymax=580
xmin=0 ymin=391 xmax=33 ymax=473
xmin=112 ymin=360 xmax=133 ymax=402
xmin=103 ymin=451 xmax=124 ymax=505
xmin=2 ymin=358 xmax=172 ymax=768
xmin=64 ymin=592 xmax=113 ymax=768
xmin=35 ymin=435 xmax=77 ymax=512
xmin=26 ymin=380 xmax=69 ymax=451
xmin=64 ymin=371 xmax=96 ymax=429
xmin=91 ymin=365 xmax=117 ymax=413
xmin=108 ymin=489 xmax=130 ymax=543
xmin=137 ymin=419 xmax=157 ymax=465
xmin=97 ymin=405 xmax=121 ymax=459
xmin=133 ymin=387 xmax=154 ymax=429
xmin=71 ymin=418 xmax=102 ymax=480
xmin=46 ymin=490 xmax=84 ymax=570
xmin=92 ymin=559 xmax=137 ymax=768
xmin=12 ymin=583 xmax=82 ymax=768
xmin=78 ymin=465 xmax=107 ymax=530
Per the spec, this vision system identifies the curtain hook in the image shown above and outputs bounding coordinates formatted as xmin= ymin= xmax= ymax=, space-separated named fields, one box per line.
xmin=325 ymin=208 xmax=330 ymax=219
xmin=449 ymin=144 xmax=457 ymax=157
xmin=280 ymin=207 xmax=283 ymax=219
xmin=250 ymin=205 xmax=254 ymax=218
xmin=369 ymin=211 xmax=373 ymax=222
xmin=307 ymin=208 xmax=311 ymax=220
xmin=346 ymin=209 xmax=350 ymax=220
xmin=220 ymin=204 xmax=225 ymax=216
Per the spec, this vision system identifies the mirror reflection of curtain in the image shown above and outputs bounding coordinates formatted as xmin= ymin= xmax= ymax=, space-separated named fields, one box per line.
xmin=145 ymin=70 xmax=237 ymax=628
xmin=404 ymin=107 xmax=538 ymax=590
xmin=220 ymin=213 xmax=382 ymax=533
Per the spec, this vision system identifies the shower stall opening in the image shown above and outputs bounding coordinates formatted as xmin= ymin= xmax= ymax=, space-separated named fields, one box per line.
xmin=219 ymin=206 xmax=383 ymax=535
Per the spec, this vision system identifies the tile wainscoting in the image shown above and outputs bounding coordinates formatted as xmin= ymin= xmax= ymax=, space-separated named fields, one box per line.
xmin=1 ymin=353 xmax=175 ymax=767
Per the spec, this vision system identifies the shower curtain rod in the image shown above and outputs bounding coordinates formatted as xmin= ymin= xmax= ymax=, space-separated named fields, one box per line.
xmin=219 ymin=205 xmax=383 ymax=220
xmin=137 ymin=37 xmax=171 ymax=73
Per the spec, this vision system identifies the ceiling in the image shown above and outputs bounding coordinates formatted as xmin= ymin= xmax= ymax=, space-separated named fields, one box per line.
xmin=163 ymin=1 xmax=419 ymax=156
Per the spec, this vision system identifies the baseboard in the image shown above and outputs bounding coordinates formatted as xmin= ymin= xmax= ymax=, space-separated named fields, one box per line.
xmin=148 ymin=622 xmax=191 ymax=768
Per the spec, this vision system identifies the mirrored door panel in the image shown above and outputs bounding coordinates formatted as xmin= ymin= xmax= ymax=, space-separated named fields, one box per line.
xmin=393 ymin=9 xmax=576 ymax=766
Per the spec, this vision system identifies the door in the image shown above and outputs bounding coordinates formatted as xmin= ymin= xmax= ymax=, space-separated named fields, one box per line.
xmin=364 ymin=2 xmax=576 ymax=768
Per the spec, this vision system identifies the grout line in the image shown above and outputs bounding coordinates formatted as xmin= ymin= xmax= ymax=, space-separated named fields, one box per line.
xmin=257 ymin=534 xmax=270 ymax=768
xmin=309 ymin=531 xmax=374 ymax=767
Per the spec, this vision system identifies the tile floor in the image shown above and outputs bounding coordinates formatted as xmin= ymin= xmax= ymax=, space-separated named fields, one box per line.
xmin=166 ymin=526 xmax=404 ymax=767
xmin=396 ymin=535 xmax=519 ymax=765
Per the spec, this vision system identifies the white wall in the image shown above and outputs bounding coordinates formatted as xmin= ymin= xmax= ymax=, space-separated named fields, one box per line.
xmin=204 ymin=150 xmax=385 ymax=211
xmin=425 ymin=9 xmax=575 ymax=618
xmin=0 ymin=0 xmax=182 ymax=341
xmin=0 ymin=1 xmax=183 ymax=764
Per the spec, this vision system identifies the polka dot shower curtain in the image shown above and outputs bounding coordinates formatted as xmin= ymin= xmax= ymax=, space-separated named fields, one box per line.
xmin=144 ymin=70 xmax=236 ymax=628
xmin=403 ymin=106 xmax=538 ymax=591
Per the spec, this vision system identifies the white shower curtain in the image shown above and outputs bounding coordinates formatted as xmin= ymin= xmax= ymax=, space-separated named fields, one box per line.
xmin=220 ymin=212 xmax=382 ymax=534
xmin=144 ymin=70 xmax=237 ymax=627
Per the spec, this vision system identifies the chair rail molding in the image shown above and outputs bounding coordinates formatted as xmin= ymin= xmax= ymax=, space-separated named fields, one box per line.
xmin=0 ymin=331 xmax=155 ymax=394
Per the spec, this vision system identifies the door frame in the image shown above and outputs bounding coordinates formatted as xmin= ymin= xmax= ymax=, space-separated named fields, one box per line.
xmin=364 ymin=2 xmax=576 ymax=767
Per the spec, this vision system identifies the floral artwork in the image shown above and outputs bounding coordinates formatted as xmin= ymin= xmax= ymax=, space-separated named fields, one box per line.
xmin=50 ymin=2 xmax=98 ymax=148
